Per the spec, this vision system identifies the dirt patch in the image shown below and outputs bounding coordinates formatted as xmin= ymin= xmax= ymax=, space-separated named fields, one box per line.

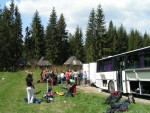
xmin=77 ymin=85 xmax=150 ymax=104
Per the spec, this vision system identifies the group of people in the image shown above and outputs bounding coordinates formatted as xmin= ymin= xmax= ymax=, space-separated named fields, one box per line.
xmin=39 ymin=68 xmax=88 ymax=86
xmin=25 ymin=68 xmax=88 ymax=104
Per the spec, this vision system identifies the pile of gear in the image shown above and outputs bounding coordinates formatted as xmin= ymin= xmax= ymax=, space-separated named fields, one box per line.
xmin=104 ymin=91 xmax=135 ymax=113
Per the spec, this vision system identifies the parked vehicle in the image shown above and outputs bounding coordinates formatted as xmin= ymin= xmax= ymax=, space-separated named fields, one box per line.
xmin=95 ymin=46 xmax=150 ymax=97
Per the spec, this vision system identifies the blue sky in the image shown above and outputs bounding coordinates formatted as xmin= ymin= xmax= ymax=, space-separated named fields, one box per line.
xmin=1 ymin=0 xmax=150 ymax=37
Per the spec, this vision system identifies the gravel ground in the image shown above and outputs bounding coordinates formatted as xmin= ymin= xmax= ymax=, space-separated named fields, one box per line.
xmin=77 ymin=85 xmax=150 ymax=104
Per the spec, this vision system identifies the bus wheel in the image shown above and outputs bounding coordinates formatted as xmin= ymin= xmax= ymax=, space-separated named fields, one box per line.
xmin=108 ymin=81 xmax=115 ymax=93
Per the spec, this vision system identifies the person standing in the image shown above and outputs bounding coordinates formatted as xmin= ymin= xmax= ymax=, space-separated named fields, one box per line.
xmin=60 ymin=71 xmax=65 ymax=84
xmin=73 ymin=70 xmax=78 ymax=84
xmin=83 ymin=71 xmax=87 ymax=86
xmin=65 ymin=70 xmax=70 ymax=80
xmin=78 ymin=70 xmax=83 ymax=86
xmin=26 ymin=73 xmax=35 ymax=104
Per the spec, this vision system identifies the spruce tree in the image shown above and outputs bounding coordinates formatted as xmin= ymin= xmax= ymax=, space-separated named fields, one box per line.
xmin=143 ymin=32 xmax=150 ymax=47
xmin=74 ymin=26 xmax=85 ymax=62
xmin=128 ymin=29 xmax=143 ymax=51
xmin=0 ymin=6 xmax=4 ymax=69
xmin=13 ymin=6 xmax=23 ymax=63
xmin=128 ymin=29 xmax=135 ymax=51
xmin=30 ymin=11 xmax=45 ymax=60
xmin=85 ymin=9 xmax=96 ymax=62
xmin=57 ymin=13 xmax=69 ymax=64
xmin=23 ymin=26 xmax=32 ymax=59
xmin=134 ymin=30 xmax=143 ymax=49
xmin=105 ymin=20 xmax=115 ymax=56
xmin=45 ymin=7 xmax=58 ymax=64
xmin=117 ymin=24 xmax=128 ymax=53
xmin=0 ymin=6 xmax=11 ymax=69
xmin=95 ymin=4 xmax=106 ymax=59
xmin=0 ymin=0 xmax=23 ymax=69
xmin=111 ymin=27 xmax=119 ymax=55
xmin=68 ymin=33 xmax=76 ymax=56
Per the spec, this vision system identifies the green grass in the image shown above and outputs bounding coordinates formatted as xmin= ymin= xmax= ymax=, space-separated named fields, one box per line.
xmin=0 ymin=70 xmax=150 ymax=113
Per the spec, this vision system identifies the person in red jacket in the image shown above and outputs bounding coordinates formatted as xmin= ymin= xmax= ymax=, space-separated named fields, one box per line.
xmin=65 ymin=70 xmax=70 ymax=80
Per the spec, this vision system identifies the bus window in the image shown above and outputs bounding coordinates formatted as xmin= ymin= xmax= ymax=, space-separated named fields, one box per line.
xmin=97 ymin=61 xmax=103 ymax=72
xmin=144 ymin=53 xmax=150 ymax=67
xmin=103 ymin=59 xmax=112 ymax=72
xmin=97 ymin=59 xmax=113 ymax=72
xmin=139 ymin=55 xmax=144 ymax=68
xmin=127 ymin=54 xmax=139 ymax=69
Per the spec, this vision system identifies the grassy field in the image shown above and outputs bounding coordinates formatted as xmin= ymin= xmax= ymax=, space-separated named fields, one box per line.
xmin=0 ymin=69 xmax=150 ymax=113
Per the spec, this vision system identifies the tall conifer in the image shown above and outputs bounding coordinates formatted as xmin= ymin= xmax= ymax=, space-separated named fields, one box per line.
xmin=57 ymin=14 xmax=69 ymax=64
xmin=85 ymin=9 xmax=96 ymax=62
xmin=45 ymin=7 xmax=58 ymax=64
xmin=30 ymin=11 xmax=45 ymax=59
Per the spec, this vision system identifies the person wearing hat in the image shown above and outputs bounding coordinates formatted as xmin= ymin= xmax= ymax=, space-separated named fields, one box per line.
xmin=65 ymin=79 xmax=76 ymax=96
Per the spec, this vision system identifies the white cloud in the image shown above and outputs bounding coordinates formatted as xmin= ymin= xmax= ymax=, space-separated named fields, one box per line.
xmin=5 ymin=0 xmax=150 ymax=35
xmin=101 ymin=0 xmax=150 ymax=34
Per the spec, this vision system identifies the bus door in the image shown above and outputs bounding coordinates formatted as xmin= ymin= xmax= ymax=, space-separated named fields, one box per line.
xmin=117 ymin=58 xmax=124 ymax=91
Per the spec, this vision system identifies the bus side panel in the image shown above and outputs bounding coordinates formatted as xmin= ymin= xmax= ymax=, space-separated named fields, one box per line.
xmin=125 ymin=71 xmax=137 ymax=94
xmin=96 ymin=71 xmax=117 ymax=90
xmin=136 ymin=69 xmax=150 ymax=81
xmin=125 ymin=69 xmax=150 ymax=95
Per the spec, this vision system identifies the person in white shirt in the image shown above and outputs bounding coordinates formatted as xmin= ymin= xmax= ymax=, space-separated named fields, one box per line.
xmin=60 ymin=71 xmax=65 ymax=84
xmin=73 ymin=70 xmax=78 ymax=84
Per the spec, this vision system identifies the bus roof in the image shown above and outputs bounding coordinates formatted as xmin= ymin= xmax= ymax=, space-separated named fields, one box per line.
xmin=97 ymin=46 xmax=150 ymax=61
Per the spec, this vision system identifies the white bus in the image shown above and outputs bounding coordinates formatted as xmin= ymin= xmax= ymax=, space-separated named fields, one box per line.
xmin=96 ymin=46 xmax=150 ymax=96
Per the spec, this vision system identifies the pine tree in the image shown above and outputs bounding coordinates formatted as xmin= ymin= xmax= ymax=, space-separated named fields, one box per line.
xmin=57 ymin=13 xmax=69 ymax=64
xmin=85 ymin=9 xmax=96 ymax=62
xmin=0 ymin=6 xmax=11 ymax=69
xmin=111 ymin=27 xmax=119 ymax=55
xmin=117 ymin=24 xmax=128 ymax=53
xmin=68 ymin=33 xmax=76 ymax=56
xmin=95 ymin=4 xmax=106 ymax=59
xmin=0 ymin=0 xmax=23 ymax=69
xmin=105 ymin=20 xmax=115 ymax=56
xmin=128 ymin=29 xmax=143 ymax=51
xmin=45 ymin=7 xmax=58 ymax=64
xmin=30 ymin=10 xmax=45 ymax=60
xmin=134 ymin=30 xmax=143 ymax=49
xmin=13 ymin=6 xmax=23 ymax=64
xmin=143 ymin=32 xmax=150 ymax=47
xmin=23 ymin=26 xmax=32 ymax=59
xmin=128 ymin=29 xmax=135 ymax=51
xmin=74 ymin=26 xmax=85 ymax=62
xmin=0 ymin=6 xmax=4 ymax=69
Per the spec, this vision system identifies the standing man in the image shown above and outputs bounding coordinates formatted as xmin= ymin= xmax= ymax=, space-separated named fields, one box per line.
xmin=83 ymin=71 xmax=87 ymax=86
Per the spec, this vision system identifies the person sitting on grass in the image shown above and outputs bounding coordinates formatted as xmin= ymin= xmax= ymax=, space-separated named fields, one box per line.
xmin=65 ymin=79 xmax=76 ymax=97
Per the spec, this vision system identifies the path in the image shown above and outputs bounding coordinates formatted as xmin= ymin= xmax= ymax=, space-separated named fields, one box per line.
xmin=77 ymin=85 xmax=150 ymax=104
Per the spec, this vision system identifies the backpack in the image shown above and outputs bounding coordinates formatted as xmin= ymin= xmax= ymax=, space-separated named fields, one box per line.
xmin=106 ymin=99 xmax=130 ymax=113
xmin=104 ymin=91 xmax=122 ymax=104
xmin=116 ymin=105 xmax=128 ymax=112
